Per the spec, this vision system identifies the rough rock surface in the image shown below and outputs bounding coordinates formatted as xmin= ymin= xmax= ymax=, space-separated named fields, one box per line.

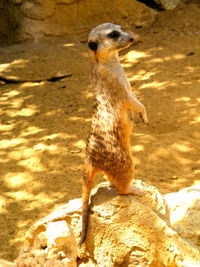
xmin=15 ymin=221 xmax=77 ymax=267
xmin=0 ymin=259 xmax=16 ymax=267
xmin=165 ymin=184 xmax=200 ymax=248
xmin=17 ymin=181 xmax=200 ymax=267
xmin=154 ymin=0 xmax=181 ymax=9
xmin=1 ymin=0 xmax=156 ymax=42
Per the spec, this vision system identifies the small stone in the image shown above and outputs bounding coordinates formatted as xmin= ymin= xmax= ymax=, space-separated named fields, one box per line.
xmin=171 ymin=175 xmax=178 ymax=180
xmin=12 ymin=0 xmax=23 ymax=4
xmin=186 ymin=52 xmax=195 ymax=56
xmin=154 ymin=0 xmax=181 ymax=9
xmin=68 ymin=148 xmax=82 ymax=154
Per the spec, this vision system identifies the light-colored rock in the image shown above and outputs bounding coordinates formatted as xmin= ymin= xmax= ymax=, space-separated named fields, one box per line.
xmin=154 ymin=0 xmax=181 ymax=9
xmin=2 ymin=0 xmax=156 ymax=42
xmin=0 ymin=259 xmax=16 ymax=267
xmin=165 ymin=184 xmax=200 ymax=248
xmin=79 ymin=182 xmax=200 ymax=266
xmin=18 ymin=181 xmax=200 ymax=267
xmin=12 ymin=0 xmax=23 ymax=5
xmin=15 ymin=221 xmax=77 ymax=267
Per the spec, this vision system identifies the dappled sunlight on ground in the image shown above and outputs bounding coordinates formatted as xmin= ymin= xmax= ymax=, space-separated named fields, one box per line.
xmin=0 ymin=2 xmax=200 ymax=261
xmin=0 ymin=40 xmax=92 ymax=258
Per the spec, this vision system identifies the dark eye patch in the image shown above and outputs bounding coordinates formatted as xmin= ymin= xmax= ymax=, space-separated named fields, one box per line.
xmin=88 ymin=41 xmax=98 ymax=51
xmin=107 ymin=30 xmax=121 ymax=39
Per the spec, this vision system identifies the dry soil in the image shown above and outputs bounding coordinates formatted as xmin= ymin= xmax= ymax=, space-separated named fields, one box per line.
xmin=0 ymin=0 xmax=200 ymax=261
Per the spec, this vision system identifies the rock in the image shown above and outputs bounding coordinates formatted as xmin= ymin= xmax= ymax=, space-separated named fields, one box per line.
xmin=0 ymin=259 xmax=16 ymax=267
xmin=154 ymin=0 xmax=181 ymax=9
xmin=17 ymin=181 xmax=200 ymax=266
xmin=165 ymin=184 xmax=200 ymax=248
xmin=12 ymin=0 xmax=23 ymax=5
xmin=15 ymin=221 xmax=77 ymax=267
xmin=2 ymin=0 xmax=156 ymax=42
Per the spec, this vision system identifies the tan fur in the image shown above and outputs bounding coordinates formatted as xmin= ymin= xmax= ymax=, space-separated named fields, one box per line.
xmin=80 ymin=23 xmax=148 ymax=245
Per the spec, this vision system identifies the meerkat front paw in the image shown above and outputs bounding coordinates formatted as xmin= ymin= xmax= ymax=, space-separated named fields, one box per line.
xmin=139 ymin=110 xmax=148 ymax=125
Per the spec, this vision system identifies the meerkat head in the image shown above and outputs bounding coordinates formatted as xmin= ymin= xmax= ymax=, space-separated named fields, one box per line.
xmin=88 ymin=23 xmax=134 ymax=60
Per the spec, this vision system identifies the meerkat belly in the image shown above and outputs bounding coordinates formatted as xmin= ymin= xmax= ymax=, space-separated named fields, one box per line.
xmin=86 ymin=105 xmax=133 ymax=168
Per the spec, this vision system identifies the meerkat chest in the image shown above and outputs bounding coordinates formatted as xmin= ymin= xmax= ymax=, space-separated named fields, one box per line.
xmin=112 ymin=65 xmax=132 ymax=93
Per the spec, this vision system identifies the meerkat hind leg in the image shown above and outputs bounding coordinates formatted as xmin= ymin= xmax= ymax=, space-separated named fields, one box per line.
xmin=113 ymin=180 xmax=144 ymax=197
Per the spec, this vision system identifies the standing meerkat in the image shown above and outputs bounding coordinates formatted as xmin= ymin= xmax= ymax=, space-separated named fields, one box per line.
xmin=80 ymin=23 xmax=148 ymax=244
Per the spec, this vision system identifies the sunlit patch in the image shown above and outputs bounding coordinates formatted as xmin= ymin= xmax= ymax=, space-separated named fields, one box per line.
xmin=17 ymin=219 xmax=32 ymax=229
xmin=172 ymin=143 xmax=191 ymax=152
xmin=0 ymin=63 xmax=11 ymax=71
xmin=148 ymin=147 xmax=169 ymax=161
xmin=73 ymin=139 xmax=85 ymax=149
xmin=41 ymin=133 xmax=76 ymax=141
xmin=0 ymin=59 xmax=29 ymax=72
xmin=192 ymin=180 xmax=200 ymax=186
xmin=4 ymin=172 xmax=32 ymax=188
xmin=68 ymin=116 xmax=82 ymax=121
xmin=42 ymin=133 xmax=60 ymax=140
xmin=124 ymin=50 xmax=149 ymax=64
xmin=140 ymin=81 xmax=168 ymax=90
xmin=133 ymin=145 xmax=144 ymax=152
xmin=7 ymin=191 xmax=33 ymax=200
xmin=0 ymin=138 xmax=26 ymax=149
xmin=45 ymin=110 xmax=62 ymax=116
xmin=172 ymin=151 xmax=192 ymax=165
xmin=186 ymin=66 xmax=194 ymax=72
xmin=63 ymin=43 xmax=75 ymax=47
xmin=10 ymin=98 xmax=24 ymax=108
xmin=0 ymin=123 xmax=15 ymax=132
xmin=175 ymin=97 xmax=191 ymax=102
xmin=21 ymin=126 xmax=43 ymax=137
xmin=7 ymin=105 xmax=38 ymax=117
xmin=34 ymin=193 xmax=58 ymax=206
xmin=0 ymin=197 xmax=6 ymax=213
xmin=150 ymin=54 xmax=185 ymax=63
xmin=2 ymin=90 xmax=20 ymax=98
xmin=86 ymin=91 xmax=93 ymax=99
xmin=129 ymin=70 xmax=155 ymax=82
xmin=191 ymin=116 xmax=200 ymax=124
xmin=173 ymin=54 xmax=185 ymax=60
xmin=19 ymin=156 xmax=46 ymax=171
xmin=20 ymin=81 xmax=44 ymax=88
xmin=34 ymin=143 xmax=58 ymax=152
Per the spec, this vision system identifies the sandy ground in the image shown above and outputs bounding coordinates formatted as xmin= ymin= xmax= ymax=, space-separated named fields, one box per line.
xmin=0 ymin=0 xmax=200 ymax=261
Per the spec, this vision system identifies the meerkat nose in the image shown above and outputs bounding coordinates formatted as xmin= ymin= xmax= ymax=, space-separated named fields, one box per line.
xmin=129 ymin=37 xmax=134 ymax=42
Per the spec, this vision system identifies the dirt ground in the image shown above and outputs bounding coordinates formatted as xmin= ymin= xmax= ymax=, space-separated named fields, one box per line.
xmin=0 ymin=0 xmax=200 ymax=262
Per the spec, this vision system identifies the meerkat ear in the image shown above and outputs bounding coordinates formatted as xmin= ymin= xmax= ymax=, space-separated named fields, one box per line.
xmin=88 ymin=41 xmax=98 ymax=51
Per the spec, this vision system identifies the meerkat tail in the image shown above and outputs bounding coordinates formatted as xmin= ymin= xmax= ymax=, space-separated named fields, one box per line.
xmin=80 ymin=197 xmax=90 ymax=245
xmin=80 ymin=166 xmax=96 ymax=245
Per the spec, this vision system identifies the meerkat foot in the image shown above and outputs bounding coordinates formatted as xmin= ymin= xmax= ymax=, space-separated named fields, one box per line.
xmin=126 ymin=184 xmax=145 ymax=196
xmin=116 ymin=184 xmax=144 ymax=196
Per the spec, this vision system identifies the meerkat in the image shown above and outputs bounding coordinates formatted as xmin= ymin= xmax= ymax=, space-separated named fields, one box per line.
xmin=80 ymin=23 xmax=148 ymax=245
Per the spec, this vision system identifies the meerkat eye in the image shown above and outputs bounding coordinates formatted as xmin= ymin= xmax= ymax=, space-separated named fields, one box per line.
xmin=107 ymin=30 xmax=121 ymax=39
xmin=88 ymin=41 xmax=98 ymax=51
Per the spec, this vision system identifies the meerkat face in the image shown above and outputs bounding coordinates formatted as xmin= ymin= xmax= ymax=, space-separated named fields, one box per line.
xmin=88 ymin=23 xmax=134 ymax=56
